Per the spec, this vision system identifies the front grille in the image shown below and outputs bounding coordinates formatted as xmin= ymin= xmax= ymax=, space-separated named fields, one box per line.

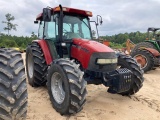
xmin=87 ymin=52 xmax=117 ymax=72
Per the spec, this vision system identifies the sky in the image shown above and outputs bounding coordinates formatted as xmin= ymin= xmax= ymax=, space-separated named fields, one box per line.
xmin=0 ymin=0 xmax=160 ymax=37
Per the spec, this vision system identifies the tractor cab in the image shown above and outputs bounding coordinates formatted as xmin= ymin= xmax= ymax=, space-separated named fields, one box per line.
xmin=35 ymin=5 xmax=93 ymax=59
xmin=61 ymin=15 xmax=92 ymax=40
xmin=147 ymin=27 xmax=160 ymax=41
xmin=146 ymin=27 xmax=160 ymax=51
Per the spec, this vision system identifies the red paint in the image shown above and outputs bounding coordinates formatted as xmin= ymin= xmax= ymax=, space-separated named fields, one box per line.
xmin=103 ymin=41 xmax=110 ymax=46
xmin=71 ymin=38 xmax=114 ymax=69
xmin=53 ymin=7 xmax=92 ymax=17
xmin=36 ymin=13 xmax=42 ymax=20
xmin=33 ymin=40 xmax=53 ymax=65
xmin=144 ymin=48 xmax=160 ymax=57
xmin=36 ymin=6 xmax=92 ymax=20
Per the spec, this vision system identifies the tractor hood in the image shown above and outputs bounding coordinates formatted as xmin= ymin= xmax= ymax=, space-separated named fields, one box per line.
xmin=72 ymin=38 xmax=114 ymax=53
xmin=71 ymin=38 xmax=116 ymax=69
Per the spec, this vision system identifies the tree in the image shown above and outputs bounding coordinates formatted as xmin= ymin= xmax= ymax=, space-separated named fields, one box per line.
xmin=2 ymin=13 xmax=18 ymax=35
xmin=0 ymin=39 xmax=18 ymax=47
xmin=31 ymin=32 xmax=37 ymax=39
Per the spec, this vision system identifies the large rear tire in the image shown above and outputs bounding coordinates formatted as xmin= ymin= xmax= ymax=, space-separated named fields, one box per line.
xmin=47 ymin=59 xmax=87 ymax=115
xmin=131 ymin=42 xmax=156 ymax=54
xmin=0 ymin=48 xmax=27 ymax=120
xmin=117 ymin=53 xmax=144 ymax=95
xmin=131 ymin=49 xmax=154 ymax=72
xmin=26 ymin=42 xmax=48 ymax=87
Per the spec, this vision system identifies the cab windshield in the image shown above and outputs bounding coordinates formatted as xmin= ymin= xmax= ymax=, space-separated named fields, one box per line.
xmin=63 ymin=15 xmax=92 ymax=40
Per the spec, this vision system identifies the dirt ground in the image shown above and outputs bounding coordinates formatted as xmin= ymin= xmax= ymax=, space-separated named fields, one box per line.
xmin=22 ymin=53 xmax=160 ymax=120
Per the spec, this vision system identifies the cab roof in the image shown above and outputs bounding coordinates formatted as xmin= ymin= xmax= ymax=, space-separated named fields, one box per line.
xmin=36 ymin=6 xmax=93 ymax=20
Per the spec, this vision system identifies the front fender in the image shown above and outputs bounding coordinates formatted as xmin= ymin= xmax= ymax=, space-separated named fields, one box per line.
xmin=33 ymin=40 xmax=53 ymax=65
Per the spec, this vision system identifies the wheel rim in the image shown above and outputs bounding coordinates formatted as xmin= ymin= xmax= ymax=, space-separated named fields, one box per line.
xmin=28 ymin=53 xmax=34 ymax=78
xmin=134 ymin=54 xmax=148 ymax=69
xmin=51 ymin=72 xmax=65 ymax=104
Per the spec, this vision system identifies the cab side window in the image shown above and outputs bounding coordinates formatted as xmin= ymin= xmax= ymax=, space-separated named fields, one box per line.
xmin=44 ymin=15 xmax=58 ymax=41
xmin=38 ymin=21 xmax=44 ymax=39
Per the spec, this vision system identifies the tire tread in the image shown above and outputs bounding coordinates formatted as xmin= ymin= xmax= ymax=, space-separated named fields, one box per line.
xmin=0 ymin=48 xmax=28 ymax=120
xmin=47 ymin=58 xmax=87 ymax=115
xmin=117 ymin=54 xmax=144 ymax=95
xmin=26 ymin=42 xmax=48 ymax=87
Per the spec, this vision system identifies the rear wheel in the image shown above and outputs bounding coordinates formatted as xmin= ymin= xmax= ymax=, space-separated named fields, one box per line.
xmin=26 ymin=42 xmax=48 ymax=87
xmin=131 ymin=42 xmax=156 ymax=54
xmin=47 ymin=59 xmax=87 ymax=115
xmin=0 ymin=48 xmax=27 ymax=120
xmin=131 ymin=49 xmax=154 ymax=72
xmin=116 ymin=53 xmax=144 ymax=95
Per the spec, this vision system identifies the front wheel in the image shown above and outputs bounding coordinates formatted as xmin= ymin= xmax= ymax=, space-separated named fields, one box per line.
xmin=47 ymin=59 xmax=87 ymax=115
xmin=116 ymin=53 xmax=144 ymax=95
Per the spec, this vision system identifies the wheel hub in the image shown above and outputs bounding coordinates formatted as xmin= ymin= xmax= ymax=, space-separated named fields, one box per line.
xmin=134 ymin=54 xmax=148 ymax=69
xmin=51 ymin=72 xmax=65 ymax=104
xmin=28 ymin=53 xmax=34 ymax=78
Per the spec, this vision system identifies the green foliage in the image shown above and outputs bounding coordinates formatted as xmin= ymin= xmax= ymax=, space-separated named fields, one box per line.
xmin=0 ymin=34 xmax=37 ymax=49
xmin=0 ymin=39 xmax=18 ymax=47
xmin=122 ymin=42 xmax=126 ymax=47
xmin=101 ymin=31 xmax=147 ymax=44
xmin=0 ymin=31 xmax=149 ymax=50
xmin=109 ymin=42 xmax=123 ymax=49
xmin=2 ymin=13 xmax=18 ymax=35
xmin=31 ymin=32 xmax=37 ymax=38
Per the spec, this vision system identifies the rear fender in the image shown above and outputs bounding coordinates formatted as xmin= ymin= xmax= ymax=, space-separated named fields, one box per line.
xmin=142 ymin=48 xmax=160 ymax=57
xmin=33 ymin=40 xmax=53 ymax=65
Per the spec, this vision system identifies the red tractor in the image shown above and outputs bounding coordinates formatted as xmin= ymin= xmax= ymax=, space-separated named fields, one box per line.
xmin=26 ymin=5 xmax=144 ymax=115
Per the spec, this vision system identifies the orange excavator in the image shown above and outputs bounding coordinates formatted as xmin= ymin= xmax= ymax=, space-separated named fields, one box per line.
xmin=124 ymin=39 xmax=135 ymax=55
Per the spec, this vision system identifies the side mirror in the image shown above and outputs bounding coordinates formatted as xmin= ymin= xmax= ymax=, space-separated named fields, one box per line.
xmin=34 ymin=21 xmax=38 ymax=24
xmin=96 ymin=15 xmax=103 ymax=26
xmin=100 ymin=20 xmax=103 ymax=25
xmin=43 ymin=8 xmax=51 ymax=22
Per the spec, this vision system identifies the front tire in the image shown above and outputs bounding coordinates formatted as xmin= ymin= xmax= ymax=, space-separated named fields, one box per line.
xmin=26 ymin=42 xmax=48 ymax=87
xmin=116 ymin=53 xmax=144 ymax=95
xmin=47 ymin=59 xmax=87 ymax=115
xmin=0 ymin=48 xmax=28 ymax=120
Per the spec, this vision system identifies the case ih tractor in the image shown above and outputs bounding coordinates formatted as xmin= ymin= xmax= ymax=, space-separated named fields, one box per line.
xmin=0 ymin=48 xmax=28 ymax=119
xmin=131 ymin=27 xmax=160 ymax=72
xmin=26 ymin=5 xmax=144 ymax=115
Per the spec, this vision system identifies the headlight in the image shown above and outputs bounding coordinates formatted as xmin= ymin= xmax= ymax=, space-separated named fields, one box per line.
xmin=97 ymin=58 xmax=117 ymax=64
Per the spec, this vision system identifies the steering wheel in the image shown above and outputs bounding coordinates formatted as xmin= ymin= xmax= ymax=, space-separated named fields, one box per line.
xmin=63 ymin=29 xmax=69 ymax=38
xmin=63 ymin=32 xmax=70 ymax=39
